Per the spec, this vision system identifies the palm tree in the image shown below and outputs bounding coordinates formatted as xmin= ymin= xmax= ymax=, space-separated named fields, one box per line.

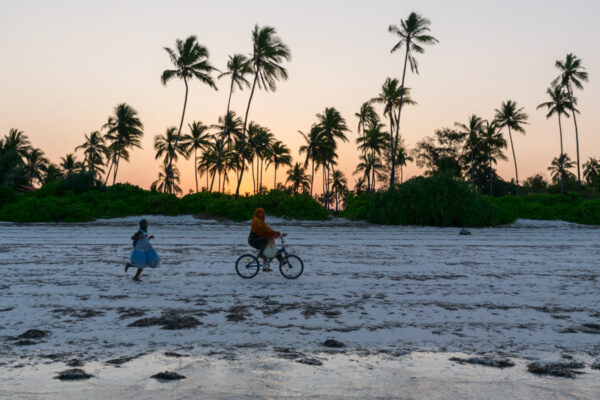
xmin=60 ymin=153 xmax=83 ymax=176
xmin=235 ymin=25 xmax=291 ymax=197
xmin=76 ymin=131 xmax=106 ymax=181
xmin=299 ymin=125 xmax=324 ymax=196
xmin=0 ymin=129 xmax=30 ymax=187
xmin=537 ymin=85 xmax=577 ymax=155
xmin=183 ymin=121 xmax=211 ymax=193
xmin=480 ymin=121 xmax=507 ymax=196
xmin=210 ymin=54 xmax=253 ymax=192
xmin=583 ymin=157 xmax=600 ymax=185
xmin=548 ymin=153 xmax=575 ymax=193
xmin=40 ymin=163 xmax=63 ymax=185
xmin=330 ymin=169 xmax=348 ymax=211
xmin=494 ymin=100 xmax=529 ymax=196
xmin=152 ymin=162 xmax=182 ymax=195
xmin=103 ymin=103 xmax=144 ymax=185
xmin=154 ymin=127 xmax=190 ymax=193
xmin=286 ymin=163 xmax=310 ymax=194
xmin=455 ymin=115 xmax=485 ymax=185
xmin=393 ymin=138 xmax=413 ymax=184
xmin=316 ymin=107 xmax=349 ymax=207
xmin=371 ymin=78 xmax=416 ymax=187
xmin=161 ymin=35 xmax=217 ymax=190
xmin=388 ymin=12 xmax=437 ymax=186
xmin=268 ymin=140 xmax=291 ymax=189
xmin=4 ymin=129 xmax=31 ymax=158
xmin=356 ymin=122 xmax=388 ymax=192
xmin=355 ymin=102 xmax=379 ymax=136
xmin=553 ymin=53 xmax=588 ymax=192
xmin=24 ymin=148 xmax=49 ymax=186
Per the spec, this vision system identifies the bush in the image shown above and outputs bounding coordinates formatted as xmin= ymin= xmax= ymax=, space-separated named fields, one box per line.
xmin=0 ymin=185 xmax=328 ymax=223
xmin=344 ymin=173 xmax=514 ymax=227
xmin=0 ymin=185 xmax=17 ymax=208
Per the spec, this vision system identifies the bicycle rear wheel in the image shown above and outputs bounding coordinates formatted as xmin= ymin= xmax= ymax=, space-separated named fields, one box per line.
xmin=279 ymin=254 xmax=304 ymax=279
xmin=235 ymin=254 xmax=260 ymax=279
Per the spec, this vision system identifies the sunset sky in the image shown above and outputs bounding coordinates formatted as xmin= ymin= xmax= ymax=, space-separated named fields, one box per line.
xmin=1 ymin=0 xmax=599 ymax=194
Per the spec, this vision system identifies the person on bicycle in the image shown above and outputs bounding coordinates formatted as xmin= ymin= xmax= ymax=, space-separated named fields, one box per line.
xmin=248 ymin=208 xmax=285 ymax=271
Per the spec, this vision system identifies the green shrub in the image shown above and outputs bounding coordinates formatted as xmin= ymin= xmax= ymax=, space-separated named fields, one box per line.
xmin=0 ymin=185 xmax=17 ymax=208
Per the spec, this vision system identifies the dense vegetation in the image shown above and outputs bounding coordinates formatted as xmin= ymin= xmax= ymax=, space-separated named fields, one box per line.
xmin=0 ymin=180 xmax=328 ymax=223
xmin=342 ymin=174 xmax=513 ymax=227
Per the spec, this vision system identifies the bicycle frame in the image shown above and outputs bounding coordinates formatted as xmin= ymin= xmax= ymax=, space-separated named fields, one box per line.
xmin=263 ymin=236 xmax=288 ymax=266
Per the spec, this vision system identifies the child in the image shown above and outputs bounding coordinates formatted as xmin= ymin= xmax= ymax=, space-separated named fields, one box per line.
xmin=125 ymin=219 xmax=160 ymax=281
xmin=248 ymin=208 xmax=285 ymax=272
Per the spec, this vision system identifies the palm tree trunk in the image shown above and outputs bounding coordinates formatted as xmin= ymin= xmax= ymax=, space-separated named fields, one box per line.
xmin=400 ymin=165 xmax=404 ymax=184
xmin=557 ymin=113 xmax=565 ymax=195
xmin=165 ymin=77 xmax=189 ymax=193
xmin=390 ymin=42 xmax=411 ymax=189
xmin=274 ymin=165 xmax=277 ymax=189
xmin=194 ymin=147 xmax=198 ymax=193
xmin=388 ymin=111 xmax=396 ymax=189
xmin=235 ymin=69 xmax=260 ymax=198
xmin=103 ymin=157 xmax=114 ymax=186
xmin=566 ymin=85 xmax=581 ymax=192
xmin=251 ymin=158 xmax=256 ymax=194
xmin=507 ymin=127 xmax=519 ymax=196
xmin=310 ymin=159 xmax=315 ymax=196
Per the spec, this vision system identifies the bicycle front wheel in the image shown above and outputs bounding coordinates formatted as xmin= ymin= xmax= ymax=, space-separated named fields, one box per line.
xmin=235 ymin=254 xmax=260 ymax=279
xmin=280 ymin=254 xmax=304 ymax=279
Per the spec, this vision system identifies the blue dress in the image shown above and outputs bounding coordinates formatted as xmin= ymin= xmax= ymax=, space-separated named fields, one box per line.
xmin=130 ymin=229 xmax=160 ymax=269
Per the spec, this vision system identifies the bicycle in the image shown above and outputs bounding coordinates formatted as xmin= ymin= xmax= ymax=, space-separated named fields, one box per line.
xmin=235 ymin=234 xmax=304 ymax=279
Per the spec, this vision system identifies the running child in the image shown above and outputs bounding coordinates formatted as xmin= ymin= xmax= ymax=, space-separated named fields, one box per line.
xmin=125 ymin=219 xmax=160 ymax=281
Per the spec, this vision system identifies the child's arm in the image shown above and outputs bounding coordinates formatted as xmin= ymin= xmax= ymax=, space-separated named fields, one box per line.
xmin=131 ymin=230 xmax=143 ymax=240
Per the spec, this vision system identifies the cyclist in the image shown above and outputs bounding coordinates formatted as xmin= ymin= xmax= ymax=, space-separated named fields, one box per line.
xmin=248 ymin=208 xmax=285 ymax=271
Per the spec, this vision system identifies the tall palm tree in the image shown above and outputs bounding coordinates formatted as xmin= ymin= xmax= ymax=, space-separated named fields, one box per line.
xmin=161 ymin=35 xmax=217 ymax=190
xmin=60 ymin=153 xmax=83 ymax=177
xmin=154 ymin=127 xmax=190 ymax=193
xmin=76 ymin=131 xmax=106 ymax=181
xmin=103 ymin=103 xmax=144 ymax=185
xmin=4 ymin=129 xmax=31 ymax=159
xmin=299 ymin=125 xmax=324 ymax=196
xmin=393 ymin=138 xmax=413 ymax=184
xmin=480 ymin=121 xmax=507 ymax=196
xmin=210 ymin=54 xmax=253 ymax=192
xmin=536 ymin=85 xmax=577 ymax=155
xmin=316 ymin=107 xmax=349 ymax=207
xmin=235 ymin=25 xmax=291 ymax=197
xmin=268 ymin=140 xmax=292 ymax=189
xmin=553 ymin=53 xmax=588 ymax=192
xmin=40 ymin=163 xmax=63 ymax=185
xmin=183 ymin=121 xmax=211 ymax=193
xmin=355 ymin=102 xmax=379 ymax=137
xmin=152 ymin=162 xmax=182 ymax=195
xmin=548 ymin=153 xmax=575 ymax=192
xmin=371 ymin=78 xmax=416 ymax=187
xmin=494 ymin=100 xmax=528 ymax=196
xmin=330 ymin=169 xmax=348 ymax=212
xmin=356 ymin=122 xmax=388 ymax=192
xmin=455 ymin=115 xmax=485 ymax=186
xmin=583 ymin=157 xmax=600 ymax=185
xmin=286 ymin=163 xmax=310 ymax=194
xmin=24 ymin=148 xmax=49 ymax=186
xmin=388 ymin=11 xmax=437 ymax=186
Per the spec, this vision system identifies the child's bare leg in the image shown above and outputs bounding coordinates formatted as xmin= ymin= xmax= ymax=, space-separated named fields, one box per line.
xmin=125 ymin=263 xmax=133 ymax=272
xmin=133 ymin=268 xmax=143 ymax=281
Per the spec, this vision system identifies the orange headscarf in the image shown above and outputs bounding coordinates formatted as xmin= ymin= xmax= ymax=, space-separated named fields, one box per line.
xmin=251 ymin=208 xmax=277 ymax=238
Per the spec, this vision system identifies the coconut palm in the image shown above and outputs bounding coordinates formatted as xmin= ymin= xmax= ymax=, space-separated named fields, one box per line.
xmin=480 ymin=121 xmax=507 ymax=196
xmin=536 ymin=85 xmax=577 ymax=155
xmin=154 ymin=127 xmax=190 ymax=193
xmin=553 ymin=53 xmax=588 ymax=192
xmin=393 ymin=138 xmax=413 ymax=184
xmin=40 ymin=163 xmax=63 ymax=185
xmin=356 ymin=122 xmax=388 ymax=192
xmin=548 ymin=154 xmax=575 ymax=193
xmin=371 ymin=78 xmax=416 ymax=187
xmin=355 ymin=102 xmax=379 ymax=136
xmin=235 ymin=25 xmax=291 ymax=197
xmin=161 ymin=35 xmax=217 ymax=190
xmin=60 ymin=153 xmax=83 ymax=177
xmin=298 ymin=125 xmax=324 ymax=196
xmin=494 ymin=100 xmax=529 ymax=196
xmin=388 ymin=11 xmax=437 ymax=186
xmin=583 ymin=157 xmax=600 ymax=185
xmin=24 ymin=148 xmax=49 ymax=186
xmin=268 ymin=140 xmax=291 ymax=189
xmin=4 ymin=129 xmax=31 ymax=159
xmin=183 ymin=121 xmax=211 ymax=192
xmin=152 ymin=162 xmax=182 ymax=195
xmin=76 ymin=131 xmax=106 ymax=181
xmin=455 ymin=115 xmax=485 ymax=185
xmin=286 ymin=163 xmax=310 ymax=194
xmin=209 ymin=54 xmax=253 ymax=192
xmin=103 ymin=103 xmax=144 ymax=185
xmin=330 ymin=169 xmax=348 ymax=212
xmin=0 ymin=129 xmax=30 ymax=187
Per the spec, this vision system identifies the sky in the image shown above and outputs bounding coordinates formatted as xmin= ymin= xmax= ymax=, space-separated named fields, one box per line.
xmin=1 ymin=0 xmax=599 ymax=194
